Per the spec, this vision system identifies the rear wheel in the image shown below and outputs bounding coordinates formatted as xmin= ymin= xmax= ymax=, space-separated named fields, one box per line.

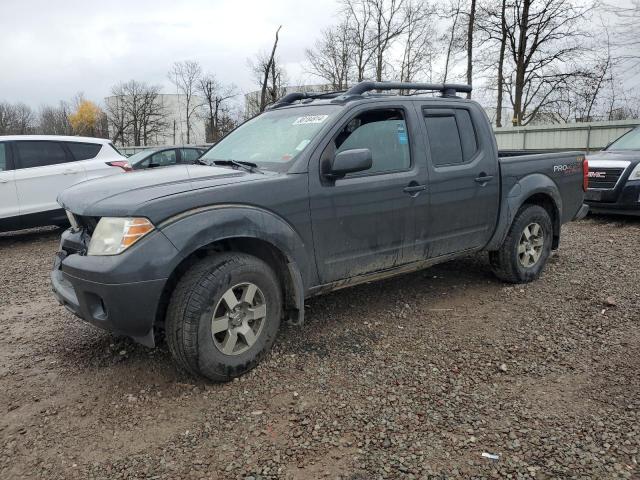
xmin=165 ymin=253 xmax=282 ymax=382
xmin=489 ymin=204 xmax=553 ymax=283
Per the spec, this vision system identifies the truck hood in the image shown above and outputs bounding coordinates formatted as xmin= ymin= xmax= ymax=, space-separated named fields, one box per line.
xmin=587 ymin=150 xmax=640 ymax=164
xmin=58 ymin=164 xmax=263 ymax=217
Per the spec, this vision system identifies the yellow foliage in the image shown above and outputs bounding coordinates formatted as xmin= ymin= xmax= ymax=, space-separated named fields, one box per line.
xmin=68 ymin=100 xmax=102 ymax=136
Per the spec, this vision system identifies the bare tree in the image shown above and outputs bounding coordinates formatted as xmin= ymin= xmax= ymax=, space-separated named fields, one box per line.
xmin=465 ymin=0 xmax=477 ymax=97
xmin=250 ymin=26 xmax=283 ymax=113
xmin=342 ymin=0 xmax=376 ymax=82
xmin=168 ymin=60 xmax=203 ymax=143
xmin=38 ymin=102 xmax=72 ymax=135
xmin=367 ymin=0 xmax=411 ymax=81
xmin=495 ymin=0 xmax=508 ymax=126
xmin=0 ymin=102 xmax=34 ymax=135
xmin=106 ymin=80 xmax=167 ymax=146
xmin=305 ymin=21 xmax=353 ymax=90
xmin=438 ymin=0 xmax=465 ymax=83
xmin=199 ymin=74 xmax=238 ymax=142
xmin=398 ymin=1 xmax=436 ymax=84
xmin=503 ymin=0 xmax=595 ymax=125
xmin=609 ymin=0 xmax=640 ymax=71
xmin=477 ymin=0 xmax=509 ymax=125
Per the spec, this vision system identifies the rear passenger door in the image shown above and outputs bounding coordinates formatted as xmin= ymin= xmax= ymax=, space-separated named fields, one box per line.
xmin=417 ymin=104 xmax=499 ymax=256
xmin=13 ymin=140 xmax=87 ymax=217
xmin=0 ymin=142 xmax=20 ymax=227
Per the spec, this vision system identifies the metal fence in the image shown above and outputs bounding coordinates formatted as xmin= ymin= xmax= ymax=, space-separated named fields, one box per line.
xmin=493 ymin=119 xmax=639 ymax=152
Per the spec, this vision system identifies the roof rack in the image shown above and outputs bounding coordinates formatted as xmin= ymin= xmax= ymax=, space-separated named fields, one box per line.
xmin=339 ymin=81 xmax=472 ymax=99
xmin=267 ymin=90 xmax=346 ymax=110
xmin=266 ymin=81 xmax=472 ymax=110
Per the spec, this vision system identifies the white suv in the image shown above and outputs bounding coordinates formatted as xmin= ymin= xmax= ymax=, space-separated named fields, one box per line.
xmin=0 ymin=135 xmax=129 ymax=233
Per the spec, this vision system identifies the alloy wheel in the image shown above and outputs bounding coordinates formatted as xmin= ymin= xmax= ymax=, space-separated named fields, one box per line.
xmin=211 ymin=282 xmax=267 ymax=355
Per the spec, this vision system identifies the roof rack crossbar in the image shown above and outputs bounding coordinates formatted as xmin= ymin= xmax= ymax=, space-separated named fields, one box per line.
xmin=268 ymin=90 xmax=346 ymax=109
xmin=343 ymin=81 xmax=472 ymax=98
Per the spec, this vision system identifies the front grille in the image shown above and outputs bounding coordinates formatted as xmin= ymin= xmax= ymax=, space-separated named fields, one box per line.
xmin=588 ymin=167 xmax=624 ymax=190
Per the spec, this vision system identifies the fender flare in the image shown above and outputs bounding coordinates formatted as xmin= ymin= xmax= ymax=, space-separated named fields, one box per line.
xmin=486 ymin=174 xmax=562 ymax=251
xmin=159 ymin=204 xmax=311 ymax=325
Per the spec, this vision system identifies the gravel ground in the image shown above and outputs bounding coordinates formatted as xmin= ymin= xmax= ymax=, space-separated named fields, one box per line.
xmin=0 ymin=216 xmax=638 ymax=480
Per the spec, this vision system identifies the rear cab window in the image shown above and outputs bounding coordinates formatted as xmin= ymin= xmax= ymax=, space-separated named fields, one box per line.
xmin=65 ymin=142 xmax=102 ymax=160
xmin=14 ymin=141 xmax=70 ymax=169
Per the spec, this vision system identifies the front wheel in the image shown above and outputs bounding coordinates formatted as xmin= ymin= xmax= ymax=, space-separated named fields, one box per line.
xmin=165 ymin=253 xmax=282 ymax=382
xmin=489 ymin=204 xmax=553 ymax=283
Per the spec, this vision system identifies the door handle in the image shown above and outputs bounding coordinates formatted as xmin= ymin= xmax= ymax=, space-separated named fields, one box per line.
xmin=475 ymin=175 xmax=494 ymax=184
xmin=403 ymin=184 xmax=427 ymax=195
xmin=0 ymin=178 xmax=8 ymax=184
xmin=63 ymin=169 xmax=80 ymax=175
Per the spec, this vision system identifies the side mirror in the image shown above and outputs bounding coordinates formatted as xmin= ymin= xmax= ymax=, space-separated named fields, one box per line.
xmin=325 ymin=148 xmax=372 ymax=178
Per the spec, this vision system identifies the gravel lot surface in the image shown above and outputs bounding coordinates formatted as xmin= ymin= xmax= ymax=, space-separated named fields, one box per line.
xmin=0 ymin=216 xmax=638 ymax=479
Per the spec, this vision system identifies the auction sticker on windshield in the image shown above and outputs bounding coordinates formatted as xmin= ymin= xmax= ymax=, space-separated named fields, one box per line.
xmin=293 ymin=115 xmax=329 ymax=125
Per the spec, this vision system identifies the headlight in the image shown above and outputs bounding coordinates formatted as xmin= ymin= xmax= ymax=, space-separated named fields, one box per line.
xmin=87 ymin=217 xmax=154 ymax=256
xmin=629 ymin=164 xmax=640 ymax=181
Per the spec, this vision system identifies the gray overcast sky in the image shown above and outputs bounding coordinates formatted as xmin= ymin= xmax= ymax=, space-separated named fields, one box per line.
xmin=2 ymin=0 xmax=636 ymax=109
xmin=0 ymin=0 xmax=340 ymax=107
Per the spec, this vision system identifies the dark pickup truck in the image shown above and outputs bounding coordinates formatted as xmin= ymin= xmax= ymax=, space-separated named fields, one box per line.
xmin=585 ymin=126 xmax=640 ymax=216
xmin=51 ymin=81 xmax=588 ymax=381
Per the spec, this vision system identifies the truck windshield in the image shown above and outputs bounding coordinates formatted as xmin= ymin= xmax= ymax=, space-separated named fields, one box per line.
xmin=200 ymin=105 xmax=341 ymax=172
xmin=606 ymin=127 xmax=640 ymax=151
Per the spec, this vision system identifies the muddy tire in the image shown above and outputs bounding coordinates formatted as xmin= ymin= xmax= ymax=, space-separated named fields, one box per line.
xmin=165 ymin=253 xmax=282 ymax=382
xmin=489 ymin=204 xmax=553 ymax=284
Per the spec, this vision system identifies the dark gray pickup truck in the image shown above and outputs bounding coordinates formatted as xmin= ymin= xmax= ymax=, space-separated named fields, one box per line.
xmin=51 ymin=81 xmax=588 ymax=381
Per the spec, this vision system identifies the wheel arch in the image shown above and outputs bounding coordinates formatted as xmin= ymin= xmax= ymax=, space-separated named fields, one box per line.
xmin=155 ymin=206 xmax=310 ymax=330
xmin=486 ymin=174 xmax=562 ymax=251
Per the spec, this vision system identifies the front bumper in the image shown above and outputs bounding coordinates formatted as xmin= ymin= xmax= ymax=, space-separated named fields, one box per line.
xmin=585 ymin=180 xmax=640 ymax=216
xmin=51 ymin=228 xmax=178 ymax=346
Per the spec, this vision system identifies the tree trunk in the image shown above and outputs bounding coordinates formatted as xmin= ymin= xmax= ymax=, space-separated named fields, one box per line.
xmin=443 ymin=5 xmax=460 ymax=83
xmin=260 ymin=26 xmax=281 ymax=112
xmin=513 ymin=0 xmax=531 ymax=126
xmin=496 ymin=0 xmax=507 ymax=127
xmin=186 ymin=96 xmax=191 ymax=144
xmin=466 ymin=0 xmax=476 ymax=98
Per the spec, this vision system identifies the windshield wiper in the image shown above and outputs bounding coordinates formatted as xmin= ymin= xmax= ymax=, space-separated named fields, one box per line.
xmin=210 ymin=159 xmax=264 ymax=174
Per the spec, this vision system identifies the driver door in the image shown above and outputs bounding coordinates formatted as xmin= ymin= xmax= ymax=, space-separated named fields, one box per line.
xmin=309 ymin=105 xmax=426 ymax=284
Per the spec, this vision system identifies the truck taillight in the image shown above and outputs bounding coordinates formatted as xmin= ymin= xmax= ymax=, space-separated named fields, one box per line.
xmin=582 ymin=157 xmax=589 ymax=192
xmin=106 ymin=161 xmax=132 ymax=172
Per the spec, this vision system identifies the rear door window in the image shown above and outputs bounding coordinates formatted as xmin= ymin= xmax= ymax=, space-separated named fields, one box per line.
xmin=14 ymin=141 xmax=69 ymax=169
xmin=180 ymin=148 xmax=202 ymax=163
xmin=65 ymin=142 xmax=102 ymax=160
xmin=424 ymin=114 xmax=463 ymax=166
xmin=423 ymin=108 xmax=478 ymax=167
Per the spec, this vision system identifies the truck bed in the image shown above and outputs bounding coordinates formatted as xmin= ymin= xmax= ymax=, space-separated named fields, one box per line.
xmin=496 ymin=150 xmax=586 ymax=228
